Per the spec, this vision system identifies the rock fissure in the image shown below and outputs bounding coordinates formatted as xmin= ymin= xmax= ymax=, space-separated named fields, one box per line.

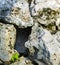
xmin=14 ymin=27 xmax=32 ymax=55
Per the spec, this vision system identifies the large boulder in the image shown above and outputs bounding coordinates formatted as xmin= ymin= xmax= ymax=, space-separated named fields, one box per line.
xmin=30 ymin=0 xmax=60 ymax=26
xmin=0 ymin=23 xmax=16 ymax=62
xmin=0 ymin=0 xmax=33 ymax=28
xmin=25 ymin=22 xmax=60 ymax=65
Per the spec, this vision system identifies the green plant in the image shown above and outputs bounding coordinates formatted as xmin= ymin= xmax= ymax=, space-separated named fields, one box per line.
xmin=11 ymin=52 xmax=19 ymax=62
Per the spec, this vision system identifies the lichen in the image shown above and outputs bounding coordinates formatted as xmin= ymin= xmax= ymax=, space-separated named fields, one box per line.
xmin=35 ymin=8 xmax=60 ymax=20
xmin=40 ymin=22 xmax=57 ymax=33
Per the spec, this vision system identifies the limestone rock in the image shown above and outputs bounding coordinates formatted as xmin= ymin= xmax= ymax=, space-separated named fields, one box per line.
xmin=0 ymin=0 xmax=33 ymax=28
xmin=10 ymin=56 xmax=33 ymax=65
xmin=25 ymin=23 xmax=60 ymax=65
xmin=30 ymin=0 xmax=60 ymax=26
xmin=0 ymin=23 xmax=16 ymax=62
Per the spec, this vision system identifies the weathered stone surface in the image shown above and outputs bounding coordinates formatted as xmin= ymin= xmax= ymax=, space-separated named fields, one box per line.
xmin=10 ymin=56 xmax=33 ymax=65
xmin=25 ymin=22 xmax=60 ymax=65
xmin=0 ymin=0 xmax=60 ymax=65
xmin=30 ymin=0 xmax=60 ymax=26
xmin=0 ymin=0 xmax=33 ymax=28
xmin=0 ymin=23 xmax=16 ymax=62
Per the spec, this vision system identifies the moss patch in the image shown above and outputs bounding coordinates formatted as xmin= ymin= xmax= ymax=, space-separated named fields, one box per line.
xmin=11 ymin=52 xmax=19 ymax=62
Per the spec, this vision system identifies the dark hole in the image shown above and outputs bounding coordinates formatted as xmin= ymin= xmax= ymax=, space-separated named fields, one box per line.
xmin=14 ymin=26 xmax=32 ymax=56
xmin=56 ymin=26 xmax=58 ymax=30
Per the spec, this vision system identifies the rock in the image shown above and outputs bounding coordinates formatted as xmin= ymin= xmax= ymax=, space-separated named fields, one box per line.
xmin=25 ymin=22 xmax=60 ymax=65
xmin=10 ymin=56 xmax=33 ymax=65
xmin=42 ymin=22 xmax=57 ymax=33
xmin=25 ymin=23 xmax=52 ymax=65
xmin=0 ymin=23 xmax=16 ymax=62
xmin=30 ymin=0 xmax=60 ymax=26
xmin=0 ymin=0 xmax=33 ymax=28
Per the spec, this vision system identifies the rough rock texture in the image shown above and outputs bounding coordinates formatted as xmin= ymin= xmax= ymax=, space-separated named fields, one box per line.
xmin=25 ymin=23 xmax=60 ymax=65
xmin=0 ymin=0 xmax=60 ymax=65
xmin=0 ymin=0 xmax=33 ymax=28
xmin=10 ymin=56 xmax=33 ymax=65
xmin=30 ymin=0 xmax=60 ymax=26
xmin=0 ymin=23 xmax=16 ymax=62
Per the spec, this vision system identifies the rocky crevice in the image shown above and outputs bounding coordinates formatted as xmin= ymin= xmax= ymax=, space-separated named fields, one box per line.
xmin=14 ymin=26 xmax=32 ymax=55
xmin=0 ymin=0 xmax=60 ymax=65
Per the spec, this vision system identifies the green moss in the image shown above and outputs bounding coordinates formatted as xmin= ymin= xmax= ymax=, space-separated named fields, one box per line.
xmin=11 ymin=52 xmax=19 ymax=62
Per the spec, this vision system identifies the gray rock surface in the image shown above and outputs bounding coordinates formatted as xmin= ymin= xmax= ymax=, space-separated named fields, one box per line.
xmin=25 ymin=22 xmax=60 ymax=65
xmin=0 ymin=23 xmax=16 ymax=62
xmin=0 ymin=0 xmax=33 ymax=28
xmin=0 ymin=0 xmax=60 ymax=65
xmin=30 ymin=0 xmax=60 ymax=26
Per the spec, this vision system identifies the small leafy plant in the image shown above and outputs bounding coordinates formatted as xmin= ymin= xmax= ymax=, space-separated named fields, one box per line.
xmin=11 ymin=52 xmax=19 ymax=62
